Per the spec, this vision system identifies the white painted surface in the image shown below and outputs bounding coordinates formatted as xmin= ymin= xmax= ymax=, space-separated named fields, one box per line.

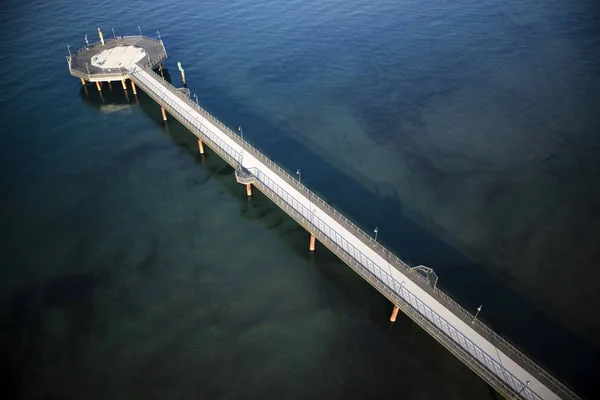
xmin=130 ymin=66 xmax=564 ymax=400
xmin=91 ymin=45 xmax=146 ymax=70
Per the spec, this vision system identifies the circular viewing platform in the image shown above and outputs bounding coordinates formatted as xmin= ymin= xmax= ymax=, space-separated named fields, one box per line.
xmin=67 ymin=35 xmax=167 ymax=82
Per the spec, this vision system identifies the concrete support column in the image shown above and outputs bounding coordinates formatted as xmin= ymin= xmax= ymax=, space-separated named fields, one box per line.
xmin=161 ymin=106 xmax=167 ymax=121
xmin=159 ymin=63 xmax=163 ymax=71
xmin=309 ymin=234 xmax=316 ymax=252
xmin=246 ymin=183 xmax=252 ymax=197
xmin=96 ymin=81 xmax=102 ymax=91
xmin=121 ymin=79 xmax=127 ymax=90
xmin=390 ymin=306 xmax=400 ymax=322
xmin=80 ymin=78 xmax=86 ymax=85
xmin=131 ymin=81 xmax=137 ymax=94
xmin=198 ymin=139 xmax=205 ymax=155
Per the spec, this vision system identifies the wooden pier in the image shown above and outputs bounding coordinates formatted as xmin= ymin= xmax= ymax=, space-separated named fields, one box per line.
xmin=66 ymin=30 xmax=582 ymax=400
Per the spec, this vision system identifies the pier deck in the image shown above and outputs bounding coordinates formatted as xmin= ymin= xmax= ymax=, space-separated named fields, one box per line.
xmin=67 ymin=35 xmax=166 ymax=82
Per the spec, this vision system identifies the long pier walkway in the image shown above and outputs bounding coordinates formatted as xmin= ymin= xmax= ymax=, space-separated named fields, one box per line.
xmin=65 ymin=32 xmax=581 ymax=399
xmin=127 ymin=64 xmax=579 ymax=400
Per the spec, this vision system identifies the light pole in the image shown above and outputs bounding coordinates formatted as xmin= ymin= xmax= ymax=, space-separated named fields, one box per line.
xmin=112 ymin=28 xmax=116 ymax=40
xmin=138 ymin=26 xmax=142 ymax=36
xmin=471 ymin=305 xmax=482 ymax=323
xmin=238 ymin=125 xmax=244 ymax=165
xmin=296 ymin=169 xmax=301 ymax=184
xmin=157 ymin=30 xmax=161 ymax=41
xmin=67 ymin=44 xmax=72 ymax=57
xmin=193 ymin=93 xmax=198 ymax=104
xmin=85 ymin=62 xmax=90 ymax=75
xmin=84 ymin=34 xmax=89 ymax=47
xmin=374 ymin=227 xmax=379 ymax=242
xmin=514 ymin=381 xmax=530 ymax=399
xmin=238 ymin=125 xmax=244 ymax=142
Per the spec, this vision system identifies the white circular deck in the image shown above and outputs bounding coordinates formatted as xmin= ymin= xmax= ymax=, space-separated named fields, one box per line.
xmin=90 ymin=45 xmax=147 ymax=70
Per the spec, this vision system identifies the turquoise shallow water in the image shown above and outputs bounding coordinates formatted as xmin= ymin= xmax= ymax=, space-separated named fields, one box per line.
xmin=1 ymin=0 xmax=600 ymax=398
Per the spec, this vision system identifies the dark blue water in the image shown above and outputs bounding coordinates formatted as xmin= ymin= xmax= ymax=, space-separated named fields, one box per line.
xmin=2 ymin=0 xmax=600 ymax=398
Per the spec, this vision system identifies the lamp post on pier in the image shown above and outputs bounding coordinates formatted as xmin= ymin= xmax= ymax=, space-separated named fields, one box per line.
xmin=471 ymin=305 xmax=482 ymax=323
xmin=238 ymin=125 xmax=244 ymax=142
xmin=374 ymin=227 xmax=379 ymax=242
xmin=138 ymin=26 xmax=142 ymax=36
xmin=238 ymin=125 xmax=245 ymax=165
xmin=193 ymin=93 xmax=198 ymax=104
xmin=296 ymin=169 xmax=301 ymax=184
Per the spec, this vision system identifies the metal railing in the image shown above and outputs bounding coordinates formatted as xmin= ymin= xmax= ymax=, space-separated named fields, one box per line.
xmin=67 ymin=35 xmax=166 ymax=82
xmin=128 ymin=64 xmax=581 ymax=400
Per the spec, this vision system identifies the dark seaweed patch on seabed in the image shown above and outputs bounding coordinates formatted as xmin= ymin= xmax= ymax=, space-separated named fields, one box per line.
xmin=2 ymin=270 xmax=110 ymax=398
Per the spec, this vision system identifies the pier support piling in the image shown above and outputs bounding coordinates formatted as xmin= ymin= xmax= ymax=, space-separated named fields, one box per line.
xmin=80 ymin=78 xmax=86 ymax=85
xmin=309 ymin=234 xmax=316 ymax=252
xmin=121 ymin=79 xmax=127 ymax=90
xmin=198 ymin=139 xmax=205 ymax=155
xmin=390 ymin=305 xmax=400 ymax=322
xmin=96 ymin=81 xmax=102 ymax=91
xmin=159 ymin=63 xmax=163 ymax=71
xmin=131 ymin=81 xmax=137 ymax=95
xmin=161 ymin=106 xmax=167 ymax=121
xmin=246 ymin=183 xmax=252 ymax=197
